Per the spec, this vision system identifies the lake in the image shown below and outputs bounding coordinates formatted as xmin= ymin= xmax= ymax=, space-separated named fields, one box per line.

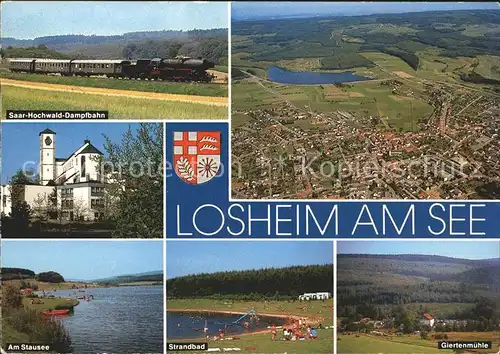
xmin=167 ymin=311 xmax=286 ymax=339
xmin=51 ymin=286 xmax=163 ymax=353
xmin=267 ymin=66 xmax=371 ymax=85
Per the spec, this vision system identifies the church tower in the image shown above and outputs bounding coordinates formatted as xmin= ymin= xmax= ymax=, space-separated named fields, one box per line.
xmin=39 ymin=128 xmax=56 ymax=185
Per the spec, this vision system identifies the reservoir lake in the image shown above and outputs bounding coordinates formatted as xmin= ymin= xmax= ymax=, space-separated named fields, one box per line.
xmin=47 ymin=285 xmax=163 ymax=353
xmin=267 ymin=66 xmax=371 ymax=85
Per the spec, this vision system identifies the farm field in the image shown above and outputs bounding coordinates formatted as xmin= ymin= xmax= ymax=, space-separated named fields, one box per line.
xmin=2 ymin=86 xmax=227 ymax=119
xmin=232 ymin=77 xmax=433 ymax=131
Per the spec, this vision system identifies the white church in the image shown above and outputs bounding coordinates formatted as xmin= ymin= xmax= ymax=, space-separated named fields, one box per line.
xmin=1 ymin=128 xmax=111 ymax=221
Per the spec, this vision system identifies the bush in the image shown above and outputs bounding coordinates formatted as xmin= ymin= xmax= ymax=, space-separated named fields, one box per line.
xmin=2 ymin=283 xmax=22 ymax=308
xmin=54 ymin=303 xmax=76 ymax=310
xmin=36 ymin=271 xmax=65 ymax=283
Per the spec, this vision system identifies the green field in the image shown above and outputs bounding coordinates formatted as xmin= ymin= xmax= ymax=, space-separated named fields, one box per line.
xmin=233 ymin=78 xmax=433 ymax=132
xmin=22 ymin=297 xmax=79 ymax=312
xmin=167 ymin=299 xmax=334 ymax=324
xmin=404 ymin=303 xmax=475 ymax=319
xmin=475 ymin=55 xmax=500 ymax=81
xmin=338 ymin=334 xmax=450 ymax=353
xmin=2 ymin=86 xmax=227 ymax=119
xmin=0 ymin=72 xmax=227 ymax=97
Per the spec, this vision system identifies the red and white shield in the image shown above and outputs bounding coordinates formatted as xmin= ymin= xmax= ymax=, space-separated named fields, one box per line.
xmin=173 ymin=131 xmax=221 ymax=184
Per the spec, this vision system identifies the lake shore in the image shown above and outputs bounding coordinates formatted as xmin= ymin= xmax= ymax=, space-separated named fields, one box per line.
xmin=167 ymin=308 xmax=303 ymax=321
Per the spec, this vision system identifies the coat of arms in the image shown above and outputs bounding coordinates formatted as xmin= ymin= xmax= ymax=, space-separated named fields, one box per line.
xmin=173 ymin=131 xmax=221 ymax=184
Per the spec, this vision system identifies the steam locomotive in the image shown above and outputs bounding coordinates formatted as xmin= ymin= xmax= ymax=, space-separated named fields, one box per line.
xmin=8 ymin=56 xmax=216 ymax=83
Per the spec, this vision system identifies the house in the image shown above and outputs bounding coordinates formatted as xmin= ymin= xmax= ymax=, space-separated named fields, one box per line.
xmin=420 ymin=312 xmax=435 ymax=327
xmin=298 ymin=292 xmax=331 ymax=300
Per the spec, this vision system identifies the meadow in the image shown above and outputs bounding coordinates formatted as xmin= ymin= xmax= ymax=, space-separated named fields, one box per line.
xmin=167 ymin=298 xmax=334 ymax=324
xmin=0 ymin=71 xmax=227 ymax=97
xmin=338 ymin=334 xmax=449 ymax=353
xmin=338 ymin=332 xmax=500 ymax=354
xmin=2 ymin=86 xmax=227 ymax=119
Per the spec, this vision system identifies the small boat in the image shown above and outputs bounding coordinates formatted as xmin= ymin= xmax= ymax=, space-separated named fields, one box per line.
xmin=42 ymin=309 xmax=70 ymax=316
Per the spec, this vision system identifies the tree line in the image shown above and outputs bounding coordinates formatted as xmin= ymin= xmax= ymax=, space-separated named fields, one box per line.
xmin=1 ymin=45 xmax=71 ymax=59
xmin=121 ymin=36 xmax=228 ymax=64
xmin=1 ymin=268 xmax=65 ymax=283
xmin=167 ymin=264 xmax=333 ymax=299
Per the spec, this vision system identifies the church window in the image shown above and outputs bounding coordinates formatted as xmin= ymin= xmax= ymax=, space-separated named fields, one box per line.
xmin=81 ymin=156 xmax=86 ymax=177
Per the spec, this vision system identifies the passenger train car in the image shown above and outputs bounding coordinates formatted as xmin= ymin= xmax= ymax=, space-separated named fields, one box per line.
xmin=8 ymin=56 xmax=216 ymax=83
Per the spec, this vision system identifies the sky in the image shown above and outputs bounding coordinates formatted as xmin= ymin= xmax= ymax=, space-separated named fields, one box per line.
xmin=337 ymin=241 xmax=500 ymax=260
xmin=1 ymin=122 xmax=143 ymax=184
xmin=1 ymin=240 xmax=163 ymax=280
xmin=232 ymin=2 xmax=499 ymax=20
xmin=167 ymin=241 xmax=333 ymax=278
xmin=1 ymin=1 xmax=228 ymax=39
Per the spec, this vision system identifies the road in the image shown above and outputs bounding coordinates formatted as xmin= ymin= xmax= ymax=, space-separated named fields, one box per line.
xmin=1 ymin=78 xmax=228 ymax=107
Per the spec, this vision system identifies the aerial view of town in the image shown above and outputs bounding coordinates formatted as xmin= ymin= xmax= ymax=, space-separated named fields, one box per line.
xmin=231 ymin=2 xmax=500 ymax=199
xmin=337 ymin=240 xmax=500 ymax=353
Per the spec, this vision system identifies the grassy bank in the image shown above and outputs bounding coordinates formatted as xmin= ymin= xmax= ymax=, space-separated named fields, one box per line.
xmin=4 ymin=278 xmax=98 ymax=291
xmin=22 ymin=297 xmax=79 ymax=312
xmin=167 ymin=298 xmax=334 ymax=324
xmin=0 ymin=72 xmax=227 ymax=97
xmin=2 ymin=86 xmax=227 ymax=119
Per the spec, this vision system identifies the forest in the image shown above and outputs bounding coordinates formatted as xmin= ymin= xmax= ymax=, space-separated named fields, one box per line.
xmin=337 ymin=254 xmax=500 ymax=333
xmin=166 ymin=264 xmax=333 ymax=299
xmin=233 ymin=10 xmax=500 ymax=72
xmin=1 ymin=267 xmax=36 ymax=280
xmin=2 ymin=28 xmax=228 ymax=63
xmin=96 ymin=273 xmax=163 ymax=285
xmin=121 ymin=36 xmax=228 ymax=64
